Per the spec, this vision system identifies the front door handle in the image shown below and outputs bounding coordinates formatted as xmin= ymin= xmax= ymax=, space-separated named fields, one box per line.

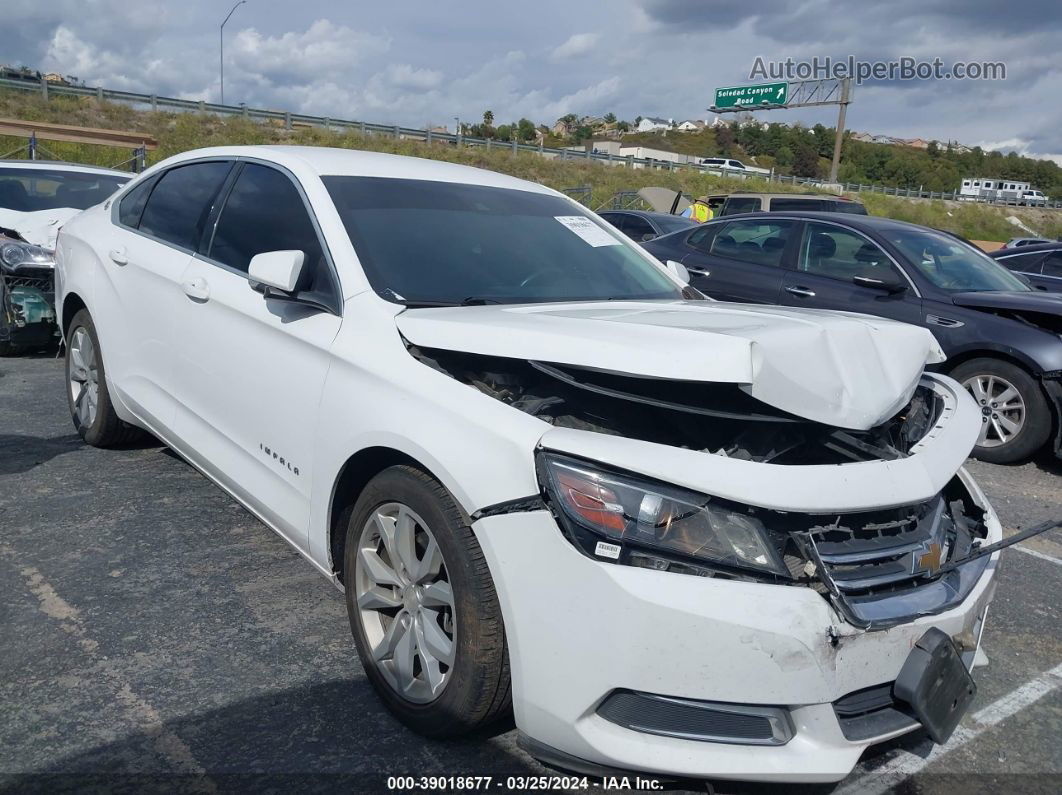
xmin=785 ymin=286 xmax=816 ymax=298
xmin=182 ymin=277 xmax=210 ymax=302
xmin=108 ymin=247 xmax=127 ymax=265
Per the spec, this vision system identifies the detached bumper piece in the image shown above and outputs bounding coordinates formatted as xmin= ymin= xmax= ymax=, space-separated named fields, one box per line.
xmin=894 ymin=628 xmax=976 ymax=743
xmin=833 ymin=682 xmax=918 ymax=742
xmin=597 ymin=690 xmax=793 ymax=746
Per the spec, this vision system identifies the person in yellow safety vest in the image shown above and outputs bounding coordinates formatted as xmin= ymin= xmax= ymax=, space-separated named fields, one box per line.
xmin=680 ymin=197 xmax=713 ymax=222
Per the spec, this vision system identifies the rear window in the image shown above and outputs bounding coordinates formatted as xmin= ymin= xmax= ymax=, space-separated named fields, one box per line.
xmin=769 ymin=198 xmax=828 ymax=212
xmin=0 ymin=167 xmax=129 ymax=212
xmin=832 ymin=200 xmax=868 ymax=215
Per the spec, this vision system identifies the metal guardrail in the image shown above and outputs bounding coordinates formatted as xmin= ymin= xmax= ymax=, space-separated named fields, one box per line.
xmin=2 ymin=75 xmax=1059 ymax=208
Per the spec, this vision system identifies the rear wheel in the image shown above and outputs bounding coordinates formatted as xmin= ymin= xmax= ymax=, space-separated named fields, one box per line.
xmin=952 ymin=357 xmax=1051 ymax=463
xmin=343 ymin=465 xmax=510 ymax=737
xmin=65 ymin=309 xmax=143 ymax=447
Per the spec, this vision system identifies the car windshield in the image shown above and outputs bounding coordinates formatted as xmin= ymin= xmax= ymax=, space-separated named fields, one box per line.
xmin=885 ymin=227 xmax=1029 ymax=292
xmin=0 ymin=168 xmax=130 ymax=212
xmin=323 ymin=176 xmax=683 ymax=305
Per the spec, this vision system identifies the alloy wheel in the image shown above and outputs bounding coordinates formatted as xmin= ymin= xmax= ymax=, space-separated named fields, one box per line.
xmin=962 ymin=373 xmax=1025 ymax=448
xmin=68 ymin=326 xmax=99 ymax=429
xmin=354 ymin=502 xmax=456 ymax=704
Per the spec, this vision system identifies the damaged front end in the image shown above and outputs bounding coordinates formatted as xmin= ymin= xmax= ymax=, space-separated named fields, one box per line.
xmin=0 ymin=231 xmax=58 ymax=353
xmin=413 ymin=343 xmax=1017 ymax=630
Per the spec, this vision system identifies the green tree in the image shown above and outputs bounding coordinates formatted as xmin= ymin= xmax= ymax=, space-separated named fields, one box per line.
xmin=715 ymin=123 xmax=736 ymax=156
xmin=516 ymin=118 xmax=536 ymax=141
xmin=792 ymin=143 xmax=821 ymax=178
xmin=775 ymin=146 xmax=794 ymax=169
xmin=604 ymin=112 xmax=617 ymax=124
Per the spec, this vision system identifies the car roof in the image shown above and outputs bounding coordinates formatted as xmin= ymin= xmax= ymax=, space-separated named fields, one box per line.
xmin=991 ymin=241 xmax=1062 ymax=256
xmin=0 ymin=159 xmax=132 ymax=177
xmin=722 ymin=192 xmax=860 ymax=201
xmin=147 ymin=145 xmax=559 ymax=196
xmin=600 ymin=209 xmax=687 ymax=221
xmin=710 ymin=210 xmax=926 ymax=231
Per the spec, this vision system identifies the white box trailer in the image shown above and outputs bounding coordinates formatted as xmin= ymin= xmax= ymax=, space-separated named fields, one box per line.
xmin=959 ymin=176 xmax=1045 ymax=204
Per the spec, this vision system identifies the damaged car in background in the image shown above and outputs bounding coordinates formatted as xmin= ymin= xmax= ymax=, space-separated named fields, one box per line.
xmin=56 ymin=147 xmax=1059 ymax=785
xmin=0 ymin=160 xmax=129 ymax=355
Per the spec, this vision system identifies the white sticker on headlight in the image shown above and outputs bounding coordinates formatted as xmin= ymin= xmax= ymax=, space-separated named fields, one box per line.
xmin=555 ymin=216 xmax=621 ymax=247
xmin=594 ymin=541 xmax=622 ymax=559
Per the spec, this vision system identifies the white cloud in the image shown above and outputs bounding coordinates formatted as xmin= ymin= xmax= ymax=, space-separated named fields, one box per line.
xmin=385 ymin=64 xmax=444 ymax=91
xmin=230 ymin=19 xmax=391 ymax=84
xmin=549 ymin=32 xmax=600 ymax=61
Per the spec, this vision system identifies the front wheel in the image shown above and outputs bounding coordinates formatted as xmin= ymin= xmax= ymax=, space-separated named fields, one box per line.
xmin=952 ymin=358 xmax=1051 ymax=464
xmin=65 ymin=309 xmax=143 ymax=447
xmin=343 ymin=465 xmax=511 ymax=737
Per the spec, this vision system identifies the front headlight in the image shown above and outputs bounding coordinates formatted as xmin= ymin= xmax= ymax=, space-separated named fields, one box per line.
xmin=538 ymin=452 xmax=788 ymax=577
xmin=1 ymin=241 xmax=55 ymax=271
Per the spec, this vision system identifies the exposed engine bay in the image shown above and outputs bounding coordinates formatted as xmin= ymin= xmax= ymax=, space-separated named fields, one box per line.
xmin=410 ymin=344 xmax=940 ymax=464
xmin=1 ymin=228 xmax=58 ymax=353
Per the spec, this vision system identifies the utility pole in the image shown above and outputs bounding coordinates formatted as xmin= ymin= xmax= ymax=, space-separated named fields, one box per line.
xmin=828 ymin=78 xmax=851 ymax=184
xmin=219 ymin=0 xmax=247 ymax=105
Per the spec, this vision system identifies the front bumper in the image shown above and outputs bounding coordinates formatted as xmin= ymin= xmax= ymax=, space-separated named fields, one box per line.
xmin=472 ymin=473 xmax=1000 ymax=784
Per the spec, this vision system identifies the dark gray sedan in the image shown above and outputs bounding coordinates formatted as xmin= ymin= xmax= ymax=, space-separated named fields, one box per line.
xmin=598 ymin=209 xmax=695 ymax=242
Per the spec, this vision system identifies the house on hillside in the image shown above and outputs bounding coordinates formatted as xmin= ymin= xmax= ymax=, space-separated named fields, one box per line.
xmin=636 ymin=117 xmax=673 ymax=132
xmin=676 ymin=119 xmax=706 ymax=132
xmin=905 ymin=138 xmax=931 ymax=149
xmin=850 ymin=131 xmax=874 ymax=143
xmin=551 ymin=118 xmax=574 ymax=136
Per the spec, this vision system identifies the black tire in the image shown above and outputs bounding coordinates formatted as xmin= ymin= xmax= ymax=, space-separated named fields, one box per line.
xmin=950 ymin=357 xmax=1051 ymax=464
xmin=65 ymin=309 xmax=144 ymax=448
xmin=343 ymin=465 xmax=511 ymax=737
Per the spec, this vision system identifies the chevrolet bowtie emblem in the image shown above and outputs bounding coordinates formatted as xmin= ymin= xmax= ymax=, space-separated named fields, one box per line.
xmin=914 ymin=542 xmax=944 ymax=575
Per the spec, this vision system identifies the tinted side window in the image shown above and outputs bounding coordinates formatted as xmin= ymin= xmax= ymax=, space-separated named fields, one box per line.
xmin=832 ymin=201 xmax=868 ymax=215
xmin=997 ymin=252 xmax=1044 ymax=273
xmin=770 ymin=198 xmax=827 ymax=212
xmin=117 ymin=177 xmax=155 ymax=229
xmin=1042 ymin=252 xmax=1062 ymax=278
xmin=686 ymin=226 xmax=716 ymax=253
xmin=208 ymin=164 xmax=326 ymax=292
xmin=139 ymin=162 xmax=231 ymax=250
xmin=624 ymin=216 xmax=656 ymax=240
xmin=719 ymin=197 xmax=761 ymax=216
xmin=599 ymin=213 xmax=624 ymax=231
xmin=798 ymin=222 xmax=894 ymax=282
xmin=710 ymin=220 xmax=793 ymax=267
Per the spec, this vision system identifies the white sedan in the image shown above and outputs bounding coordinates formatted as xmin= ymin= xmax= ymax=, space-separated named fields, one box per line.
xmin=56 ymin=145 xmax=1000 ymax=784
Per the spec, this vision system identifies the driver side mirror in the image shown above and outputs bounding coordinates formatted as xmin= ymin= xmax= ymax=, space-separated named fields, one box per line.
xmin=853 ymin=272 xmax=906 ymax=294
xmin=249 ymin=250 xmax=304 ymax=294
xmin=665 ymin=259 xmax=690 ymax=285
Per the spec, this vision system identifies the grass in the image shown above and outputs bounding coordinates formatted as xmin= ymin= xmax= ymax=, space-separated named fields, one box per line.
xmin=3 ymin=89 xmax=1061 ymax=242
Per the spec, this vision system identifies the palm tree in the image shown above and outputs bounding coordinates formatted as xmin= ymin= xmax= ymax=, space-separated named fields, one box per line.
xmin=483 ymin=110 xmax=494 ymax=128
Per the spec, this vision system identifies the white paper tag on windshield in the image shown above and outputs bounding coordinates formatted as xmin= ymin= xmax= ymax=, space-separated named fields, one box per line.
xmin=555 ymin=215 xmax=621 ymax=247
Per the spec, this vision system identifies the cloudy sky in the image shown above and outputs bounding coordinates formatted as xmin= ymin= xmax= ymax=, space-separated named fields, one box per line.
xmin=6 ymin=0 xmax=1061 ymax=161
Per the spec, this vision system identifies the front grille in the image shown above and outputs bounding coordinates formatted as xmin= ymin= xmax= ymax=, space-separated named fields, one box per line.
xmin=800 ymin=484 xmax=990 ymax=628
xmin=597 ymin=690 xmax=793 ymax=746
xmin=3 ymin=274 xmax=53 ymax=292
xmin=812 ymin=497 xmax=949 ymax=592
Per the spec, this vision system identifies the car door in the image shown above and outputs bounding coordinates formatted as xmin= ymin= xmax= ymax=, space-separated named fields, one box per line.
xmin=95 ymin=160 xmax=233 ymax=434
xmin=680 ymin=218 xmax=795 ymax=304
xmin=779 ymin=220 xmax=923 ymax=325
xmin=1036 ymin=250 xmax=1062 ymax=293
xmin=171 ymin=161 xmax=343 ymax=551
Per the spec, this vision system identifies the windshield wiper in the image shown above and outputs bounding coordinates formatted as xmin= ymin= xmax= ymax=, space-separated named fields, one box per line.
xmin=394 ymin=296 xmax=506 ymax=308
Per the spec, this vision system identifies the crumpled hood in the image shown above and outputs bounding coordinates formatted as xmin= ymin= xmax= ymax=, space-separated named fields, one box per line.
xmin=0 ymin=207 xmax=81 ymax=248
xmin=396 ymin=300 xmax=946 ymax=430
xmin=951 ymin=290 xmax=1062 ymax=314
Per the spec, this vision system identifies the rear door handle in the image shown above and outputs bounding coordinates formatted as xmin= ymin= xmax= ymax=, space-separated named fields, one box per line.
xmin=785 ymin=286 xmax=816 ymax=298
xmin=108 ymin=247 xmax=127 ymax=265
xmin=182 ymin=277 xmax=210 ymax=302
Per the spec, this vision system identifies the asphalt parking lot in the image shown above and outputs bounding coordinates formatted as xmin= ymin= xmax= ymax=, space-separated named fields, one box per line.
xmin=1 ymin=353 xmax=1061 ymax=794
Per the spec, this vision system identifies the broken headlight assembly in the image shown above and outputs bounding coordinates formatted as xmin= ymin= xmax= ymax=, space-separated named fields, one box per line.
xmin=1 ymin=241 xmax=55 ymax=272
xmin=537 ymin=452 xmax=788 ymax=577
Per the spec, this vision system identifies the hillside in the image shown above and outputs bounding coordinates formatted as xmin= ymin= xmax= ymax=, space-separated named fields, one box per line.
xmin=2 ymin=89 xmax=1061 ymax=242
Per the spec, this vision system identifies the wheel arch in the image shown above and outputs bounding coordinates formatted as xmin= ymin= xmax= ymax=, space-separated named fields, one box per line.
xmin=61 ymin=292 xmax=88 ymax=340
xmin=327 ymin=446 xmax=472 ymax=584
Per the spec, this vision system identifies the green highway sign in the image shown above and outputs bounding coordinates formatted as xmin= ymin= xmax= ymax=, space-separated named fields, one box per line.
xmin=713 ymin=82 xmax=789 ymax=109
